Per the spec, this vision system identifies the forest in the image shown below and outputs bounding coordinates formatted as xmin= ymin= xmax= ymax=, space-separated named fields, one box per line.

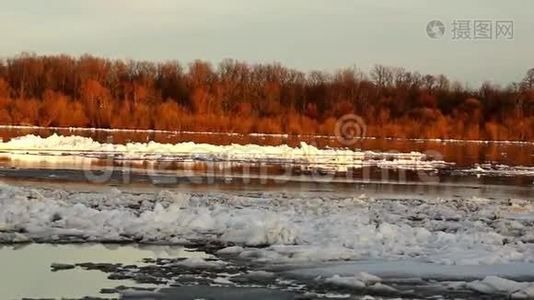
xmin=0 ymin=53 xmax=533 ymax=141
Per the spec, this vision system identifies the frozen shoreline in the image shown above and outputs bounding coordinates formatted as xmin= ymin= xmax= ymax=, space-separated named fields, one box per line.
xmin=1 ymin=124 xmax=533 ymax=145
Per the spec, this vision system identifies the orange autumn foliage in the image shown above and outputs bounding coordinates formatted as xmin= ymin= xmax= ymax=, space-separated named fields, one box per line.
xmin=0 ymin=53 xmax=533 ymax=141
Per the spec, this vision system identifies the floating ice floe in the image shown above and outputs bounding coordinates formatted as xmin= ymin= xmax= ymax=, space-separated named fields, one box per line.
xmin=0 ymin=134 xmax=450 ymax=172
xmin=0 ymin=183 xmax=533 ymax=267
xmin=459 ymin=163 xmax=534 ymax=177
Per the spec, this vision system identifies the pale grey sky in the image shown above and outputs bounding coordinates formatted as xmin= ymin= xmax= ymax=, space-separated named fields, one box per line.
xmin=0 ymin=0 xmax=532 ymax=86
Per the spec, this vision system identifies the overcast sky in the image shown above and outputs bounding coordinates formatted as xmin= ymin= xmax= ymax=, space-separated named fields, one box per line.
xmin=0 ymin=0 xmax=532 ymax=86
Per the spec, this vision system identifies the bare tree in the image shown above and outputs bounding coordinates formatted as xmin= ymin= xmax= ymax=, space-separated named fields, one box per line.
xmin=521 ymin=68 xmax=534 ymax=91
xmin=370 ymin=65 xmax=393 ymax=88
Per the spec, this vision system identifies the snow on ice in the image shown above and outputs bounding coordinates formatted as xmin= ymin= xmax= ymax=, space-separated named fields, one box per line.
xmin=0 ymin=134 xmax=449 ymax=172
xmin=0 ymin=182 xmax=533 ymax=297
xmin=0 ymin=182 xmax=533 ymax=267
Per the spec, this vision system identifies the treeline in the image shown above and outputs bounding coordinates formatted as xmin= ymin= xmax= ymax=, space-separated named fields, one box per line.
xmin=0 ymin=53 xmax=533 ymax=140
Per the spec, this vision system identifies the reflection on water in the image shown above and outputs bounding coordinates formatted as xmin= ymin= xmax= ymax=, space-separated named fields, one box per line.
xmin=0 ymin=127 xmax=533 ymax=167
xmin=0 ymin=244 xmax=200 ymax=299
